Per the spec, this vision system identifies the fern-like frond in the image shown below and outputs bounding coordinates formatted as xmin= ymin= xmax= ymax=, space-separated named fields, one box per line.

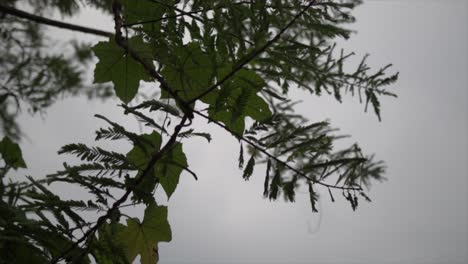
xmin=95 ymin=127 xmax=127 ymax=141
xmin=58 ymin=144 xmax=129 ymax=165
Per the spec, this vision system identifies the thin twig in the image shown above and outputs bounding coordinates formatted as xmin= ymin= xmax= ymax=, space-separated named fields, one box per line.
xmin=124 ymin=9 xmax=204 ymax=27
xmin=193 ymin=110 xmax=362 ymax=192
xmin=52 ymin=114 xmax=188 ymax=263
xmin=148 ymin=0 xmax=255 ymax=45
xmin=0 ymin=3 xmax=112 ymax=37
xmin=112 ymin=1 xmax=194 ymax=118
xmin=50 ymin=2 xmax=192 ymax=261
xmin=187 ymin=0 xmax=318 ymax=104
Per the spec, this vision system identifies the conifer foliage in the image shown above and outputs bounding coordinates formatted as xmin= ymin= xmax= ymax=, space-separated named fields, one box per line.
xmin=0 ymin=0 xmax=398 ymax=263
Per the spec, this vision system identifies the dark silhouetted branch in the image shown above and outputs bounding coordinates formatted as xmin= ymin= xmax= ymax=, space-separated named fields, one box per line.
xmin=187 ymin=0 xmax=317 ymax=104
xmin=52 ymin=114 xmax=189 ymax=263
xmin=0 ymin=3 xmax=113 ymax=37
xmin=193 ymin=110 xmax=363 ymax=192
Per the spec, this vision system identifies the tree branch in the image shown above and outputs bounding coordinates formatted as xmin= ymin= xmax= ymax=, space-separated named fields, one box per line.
xmin=149 ymin=0 xmax=255 ymax=45
xmin=112 ymin=1 xmax=193 ymax=118
xmin=186 ymin=0 xmax=317 ymax=104
xmin=123 ymin=9 xmax=204 ymax=27
xmin=112 ymin=0 xmax=357 ymax=194
xmin=0 ymin=3 xmax=112 ymax=37
xmin=193 ymin=110 xmax=362 ymax=192
xmin=52 ymin=114 xmax=189 ymax=263
xmin=51 ymin=2 xmax=194 ymax=261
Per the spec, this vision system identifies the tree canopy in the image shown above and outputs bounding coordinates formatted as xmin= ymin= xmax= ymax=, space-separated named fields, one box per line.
xmin=0 ymin=0 xmax=398 ymax=263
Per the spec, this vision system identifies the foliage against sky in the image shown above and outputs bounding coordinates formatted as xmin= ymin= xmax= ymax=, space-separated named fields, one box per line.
xmin=0 ymin=0 xmax=398 ymax=263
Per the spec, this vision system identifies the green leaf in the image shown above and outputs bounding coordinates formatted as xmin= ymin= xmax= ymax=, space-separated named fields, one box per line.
xmin=122 ymin=0 xmax=166 ymax=31
xmin=263 ymin=159 xmax=271 ymax=197
xmin=178 ymin=129 xmax=212 ymax=142
xmin=126 ymin=132 xmax=162 ymax=203
xmin=238 ymin=143 xmax=244 ymax=169
xmin=160 ymin=42 xmax=214 ymax=102
xmin=0 ymin=136 xmax=27 ymax=169
xmin=365 ymin=90 xmax=382 ymax=121
xmin=202 ymin=67 xmax=272 ymax=135
xmin=268 ymin=166 xmax=281 ymax=201
xmin=127 ymin=132 xmax=162 ymax=169
xmin=92 ymin=223 xmax=127 ymax=264
xmin=118 ymin=203 xmax=172 ymax=264
xmin=308 ymin=182 xmax=319 ymax=213
xmin=132 ymin=100 xmax=181 ymax=117
xmin=282 ymin=176 xmax=297 ymax=202
xmin=127 ymin=132 xmax=188 ymax=199
xmin=4 ymin=243 xmax=49 ymax=264
xmin=190 ymin=132 xmax=212 ymax=142
xmin=242 ymin=154 xmax=255 ymax=181
xmin=92 ymin=37 xmax=152 ymax=103
xmin=155 ymin=143 xmax=187 ymax=199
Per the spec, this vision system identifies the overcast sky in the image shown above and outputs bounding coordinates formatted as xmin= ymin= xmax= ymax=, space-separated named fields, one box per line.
xmin=13 ymin=0 xmax=468 ymax=263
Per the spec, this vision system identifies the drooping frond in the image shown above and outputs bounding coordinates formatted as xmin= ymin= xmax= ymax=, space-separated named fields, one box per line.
xmin=58 ymin=143 xmax=129 ymax=165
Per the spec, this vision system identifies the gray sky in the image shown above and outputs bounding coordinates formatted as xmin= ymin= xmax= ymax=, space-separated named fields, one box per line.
xmin=13 ymin=0 xmax=468 ymax=263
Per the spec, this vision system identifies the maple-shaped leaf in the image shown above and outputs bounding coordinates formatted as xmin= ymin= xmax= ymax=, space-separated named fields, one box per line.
xmin=127 ymin=131 xmax=188 ymax=199
xmin=160 ymin=42 xmax=214 ymax=102
xmin=155 ymin=142 xmax=187 ymax=198
xmin=127 ymin=132 xmax=162 ymax=170
xmin=0 ymin=136 xmax=27 ymax=169
xmin=202 ymin=66 xmax=272 ymax=135
xmin=92 ymin=223 xmax=127 ymax=264
xmin=118 ymin=203 xmax=172 ymax=264
xmin=127 ymin=132 xmax=162 ymax=203
xmin=92 ymin=37 xmax=153 ymax=103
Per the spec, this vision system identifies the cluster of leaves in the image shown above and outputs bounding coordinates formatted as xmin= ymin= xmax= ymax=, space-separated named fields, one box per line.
xmin=0 ymin=0 xmax=114 ymax=140
xmin=0 ymin=137 xmax=87 ymax=264
xmin=0 ymin=107 xmax=195 ymax=263
xmin=241 ymin=99 xmax=385 ymax=209
xmin=0 ymin=0 xmax=398 ymax=263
